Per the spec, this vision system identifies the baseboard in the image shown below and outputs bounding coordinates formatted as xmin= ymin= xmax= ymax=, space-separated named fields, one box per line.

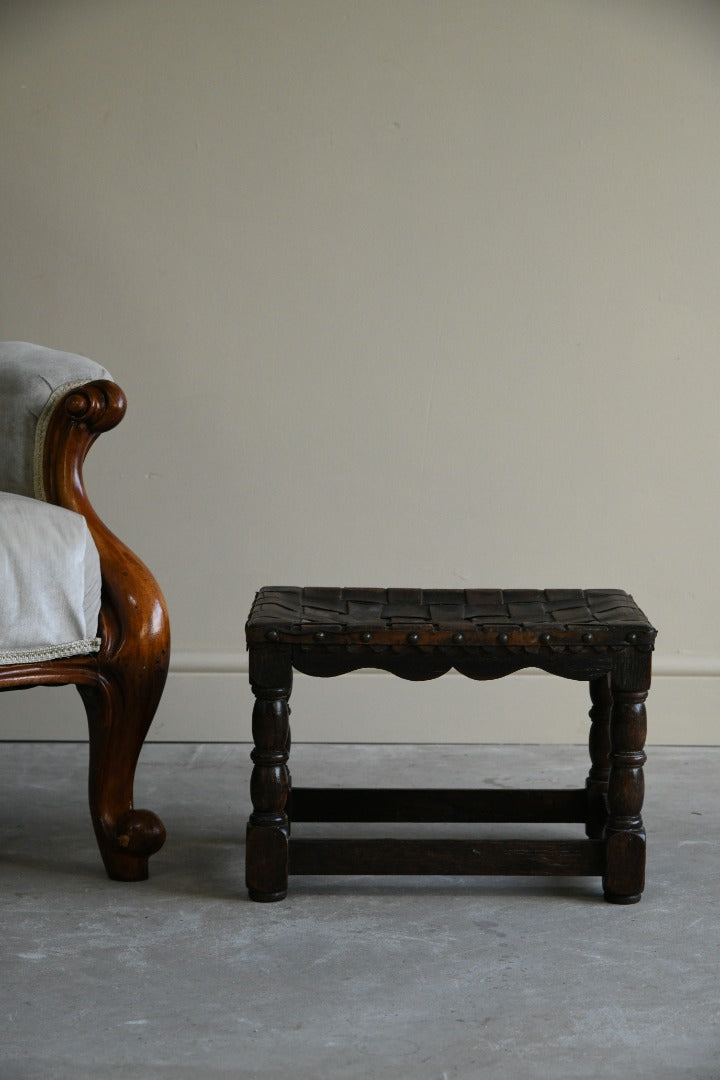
xmin=0 ymin=652 xmax=716 ymax=744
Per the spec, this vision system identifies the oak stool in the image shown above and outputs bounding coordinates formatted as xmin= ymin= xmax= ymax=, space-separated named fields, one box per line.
xmin=245 ymin=588 xmax=656 ymax=904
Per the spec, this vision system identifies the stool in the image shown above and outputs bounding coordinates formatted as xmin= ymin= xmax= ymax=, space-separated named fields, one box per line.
xmin=245 ymin=587 xmax=656 ymax=904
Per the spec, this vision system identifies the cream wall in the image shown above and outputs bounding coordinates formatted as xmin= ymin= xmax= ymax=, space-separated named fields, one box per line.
xmin=2 ymin=0 xmax=720 ymax=743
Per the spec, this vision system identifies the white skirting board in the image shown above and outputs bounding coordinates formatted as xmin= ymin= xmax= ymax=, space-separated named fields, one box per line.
xmin=0 ymin=653 xmax=717 ymax=744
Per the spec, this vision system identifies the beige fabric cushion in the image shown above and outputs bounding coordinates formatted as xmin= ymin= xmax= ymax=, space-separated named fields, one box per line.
xmin=0 ymin=492 xmax=102 ymax=665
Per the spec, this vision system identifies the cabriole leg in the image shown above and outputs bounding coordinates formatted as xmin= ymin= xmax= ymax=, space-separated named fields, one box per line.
xmin=79 ymin=662 xmax=167 ymax=882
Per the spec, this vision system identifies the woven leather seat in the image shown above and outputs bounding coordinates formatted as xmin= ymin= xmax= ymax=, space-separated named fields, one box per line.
xmin=247 ymin=586 xmax=652 ymax=643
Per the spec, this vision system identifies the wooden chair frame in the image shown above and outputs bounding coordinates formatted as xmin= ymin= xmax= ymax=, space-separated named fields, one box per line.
xmin=0 ymin=379 xmax=169 ymax=880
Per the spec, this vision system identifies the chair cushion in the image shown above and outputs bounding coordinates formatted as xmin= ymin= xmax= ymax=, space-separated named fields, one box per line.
xmin=0 ymin=492 xmax=102 ymax=665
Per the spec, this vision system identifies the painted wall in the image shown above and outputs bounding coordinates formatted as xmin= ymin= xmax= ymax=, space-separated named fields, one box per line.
xmin=2 ymin=0 xmax=719 ymax=742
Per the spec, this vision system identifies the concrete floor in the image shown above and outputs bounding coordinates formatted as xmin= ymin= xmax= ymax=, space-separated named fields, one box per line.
xmin=1 ymin=742 xmax=719 ymax=1080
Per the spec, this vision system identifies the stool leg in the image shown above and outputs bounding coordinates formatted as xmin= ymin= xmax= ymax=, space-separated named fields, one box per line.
xmin=603 ymin=655 xmax=650 ymax=904
xmin=285 ymin=724 xmax=293 ymax=835
xmin=585 ymin=674 xmax=611 ymax=839
xmin=246 ymin=646 xmax=292 ymax=902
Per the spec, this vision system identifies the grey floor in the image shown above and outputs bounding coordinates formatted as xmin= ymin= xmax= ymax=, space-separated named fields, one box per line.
xmin=1 ymin=742 xmax=719 ymax=1080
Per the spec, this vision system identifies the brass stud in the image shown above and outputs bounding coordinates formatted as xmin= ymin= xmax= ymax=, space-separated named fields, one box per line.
xmin=539 ymin=632 xmax=551 ymax=645
xmin=626 ymin=632 xmax=638 ymax=644
xmin=452 ymin=632 xmax=465 ymax=645
xmin=582 ymin=632 xmax=594 ymax=644
xmin=361 ymin=632 xmax=373 ymax=643
xmin=265 ymin=629 xmax=279 ymax=642
xmin=314 ymin=631 xmax=326 ymax=643
xmin=407 ymin=632 xmax=420 ymax=645
xmin=497 ymin=633 xmax=509 ymax=645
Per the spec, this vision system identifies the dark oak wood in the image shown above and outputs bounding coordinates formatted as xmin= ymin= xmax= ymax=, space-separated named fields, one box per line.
xmin=603 ymin=649 xmax=651 ymax=904
xmin=289 ymin=839 xmax=606 ymax=877
xmin=245 ymin=587 xmax=656 ymax=903
xmin=246 ymin=645 xmax=292 ymax=900
xmin=585 ymin=674 xmax=612 ymax=839
xmin=0 ymin=380 xmax=169 ymax=880
xmin=289 ymin=787 xmax=589 ymax=823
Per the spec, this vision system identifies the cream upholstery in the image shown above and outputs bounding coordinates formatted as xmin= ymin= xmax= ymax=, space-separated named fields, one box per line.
xmin=0 ymin=492 xmax=101 ymax=665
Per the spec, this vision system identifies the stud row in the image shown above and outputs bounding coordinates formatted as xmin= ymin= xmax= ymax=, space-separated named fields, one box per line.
xmin=264 ymin=629 xmax=646 ymax=646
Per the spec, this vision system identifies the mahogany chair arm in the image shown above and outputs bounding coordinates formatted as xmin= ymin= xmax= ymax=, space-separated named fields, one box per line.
xmin=41 ymin=379 xmax=170 ymax=667
xmin=39 ymin=378 xmax=171 ymax=879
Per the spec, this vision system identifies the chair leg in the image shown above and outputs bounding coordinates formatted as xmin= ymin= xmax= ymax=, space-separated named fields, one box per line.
xmin=78 ymin=663 xmax=167 ymax=881
xmin=36 ymin=374 xmax=170 ymax=879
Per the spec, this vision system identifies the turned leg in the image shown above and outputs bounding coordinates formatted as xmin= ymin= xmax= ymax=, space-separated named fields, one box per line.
xmin=78 ymin=659 xmax=168 ymax=882
xmin=246 ymin=645 xmax=292 ymax=902
xmin=603 ymin=654 xmax=650 ymax=904
xmin=586 ymin=674 xmax=611 ymax=839
xmin=285 ymin=723 xmax=293 ymax=834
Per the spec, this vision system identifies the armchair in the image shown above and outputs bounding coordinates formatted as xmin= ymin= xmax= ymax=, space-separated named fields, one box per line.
xmin=0 ymin=342 xmax=169 ymax=880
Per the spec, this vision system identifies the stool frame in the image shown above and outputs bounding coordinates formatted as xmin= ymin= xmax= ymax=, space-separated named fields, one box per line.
xmin=245 ymin=588 xmax=655 ymax=904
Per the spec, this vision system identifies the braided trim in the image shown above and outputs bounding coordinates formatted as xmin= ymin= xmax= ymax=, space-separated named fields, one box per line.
xmin=0 ymin=637 xmax=101 ymax=666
